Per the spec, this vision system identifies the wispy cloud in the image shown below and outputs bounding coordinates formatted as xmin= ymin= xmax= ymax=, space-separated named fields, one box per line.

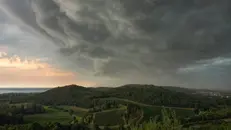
xmin=178 ymin=57 xmax=231 ymax=73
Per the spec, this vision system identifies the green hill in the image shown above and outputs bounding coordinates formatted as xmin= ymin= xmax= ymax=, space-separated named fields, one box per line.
xmin=29 ymin=85 xmax=102 ymax=108
xmin=22 ymin=84 xmax=218 ymax=109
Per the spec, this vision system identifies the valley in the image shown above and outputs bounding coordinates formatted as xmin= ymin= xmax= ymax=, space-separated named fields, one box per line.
xmin=1 ymin=84 xmax=231 ymax=130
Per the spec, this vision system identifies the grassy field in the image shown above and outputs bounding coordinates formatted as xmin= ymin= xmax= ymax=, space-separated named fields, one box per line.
xmin=57 ymin=105 xmax=88 ymax=117
xmin=94 ymin=108 xmax=126 ymax=126
xmin=24 ymin=98 xmax=194 ymax=126
xmin=25 ymin=104 xmax=126 ymax=126
xmin=24 ymin=106 xmax=72 ymax=124
xmin=141 ymin=105 xmax=194 ymax=121
xmin=98 ymin=97 xmax=194 ymax=121
xmin=98 ymin=97 xmax=194 ymax=109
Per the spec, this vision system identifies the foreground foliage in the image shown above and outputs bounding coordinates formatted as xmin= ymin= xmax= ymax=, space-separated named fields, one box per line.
xmin=1 ymin=108 xmax=231 ymax=130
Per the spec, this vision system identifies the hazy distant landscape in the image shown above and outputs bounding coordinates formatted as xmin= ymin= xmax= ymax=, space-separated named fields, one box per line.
xmin=0 ymin=88 xmax=50 ymax=94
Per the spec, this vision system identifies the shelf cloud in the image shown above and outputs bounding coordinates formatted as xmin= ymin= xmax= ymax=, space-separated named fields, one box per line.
xmin=0 ymin=0 xmax=231 ymax=88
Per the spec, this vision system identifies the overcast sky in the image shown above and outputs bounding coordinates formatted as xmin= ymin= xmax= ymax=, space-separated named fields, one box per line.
xmin=0 ymin=0 xmax=231 ymax=89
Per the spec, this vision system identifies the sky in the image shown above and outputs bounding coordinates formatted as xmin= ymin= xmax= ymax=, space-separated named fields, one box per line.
xmin=0 ymin=0 xmax=231 ymax=89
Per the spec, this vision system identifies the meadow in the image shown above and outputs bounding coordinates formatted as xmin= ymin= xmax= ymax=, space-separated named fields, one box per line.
xmin=24 ymin=106 xmax=72 ymax=124
xmin=97 ymin=97 xmax=194 ymax=122
xmin=94 ymin=108 xmax=126 ymax=126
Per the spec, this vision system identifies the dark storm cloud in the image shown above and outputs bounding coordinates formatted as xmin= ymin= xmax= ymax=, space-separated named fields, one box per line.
xmin=0 ymin=0 xmax=44 ymax=32
xmin=1 ymin=0 xmax=231 ymax=88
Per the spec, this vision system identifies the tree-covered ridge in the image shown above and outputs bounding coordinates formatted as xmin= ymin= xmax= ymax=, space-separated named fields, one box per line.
xmin=18 ymin=84 xmax=224 ymax=109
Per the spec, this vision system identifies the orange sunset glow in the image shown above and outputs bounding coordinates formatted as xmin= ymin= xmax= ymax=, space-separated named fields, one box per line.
xmin=0 ymin=51 xmax=96 ymax=88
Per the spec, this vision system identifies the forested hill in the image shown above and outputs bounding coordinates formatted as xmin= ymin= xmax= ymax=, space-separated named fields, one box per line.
xmin=24 ymin=84 xmax=220 ymax=108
